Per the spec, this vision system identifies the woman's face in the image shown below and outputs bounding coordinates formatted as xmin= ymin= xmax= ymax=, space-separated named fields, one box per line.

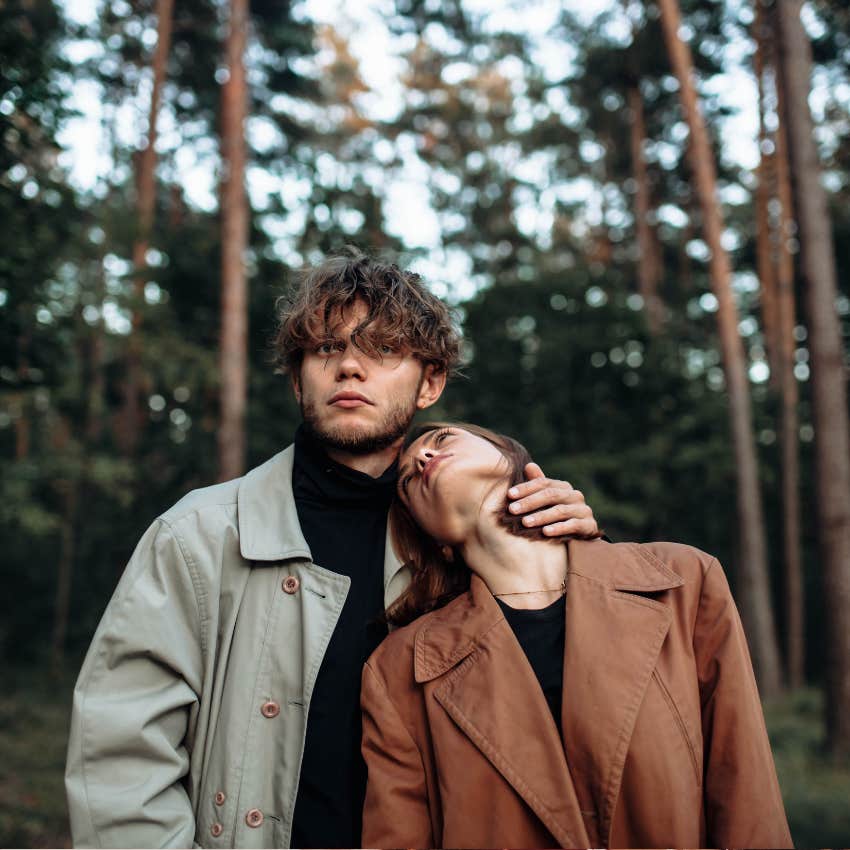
xmin=397 ymin=426 xmax=511 ymax=545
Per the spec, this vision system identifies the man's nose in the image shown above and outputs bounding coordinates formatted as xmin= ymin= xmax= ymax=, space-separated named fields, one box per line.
xmin=335 ymin=341 xmax=367 ymax=379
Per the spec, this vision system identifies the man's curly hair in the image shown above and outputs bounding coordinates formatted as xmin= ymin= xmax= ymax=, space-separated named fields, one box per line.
xmin=272 ymin=249 xmax=462 ymax=376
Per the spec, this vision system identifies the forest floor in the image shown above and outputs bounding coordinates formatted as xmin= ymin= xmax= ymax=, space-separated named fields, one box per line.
xmin=1 ymin=669 xmax=849 ymax=847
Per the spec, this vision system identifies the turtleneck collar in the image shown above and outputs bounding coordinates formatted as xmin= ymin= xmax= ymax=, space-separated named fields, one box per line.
xmin=293 ymin=424 xmax=398 ymax=509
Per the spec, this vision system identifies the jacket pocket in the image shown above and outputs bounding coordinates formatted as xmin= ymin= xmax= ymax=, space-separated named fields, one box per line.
xmin=652 ymin=669 xmax=701 ymax=784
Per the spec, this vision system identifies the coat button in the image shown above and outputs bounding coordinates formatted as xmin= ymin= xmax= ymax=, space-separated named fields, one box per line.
xmin=261 ymin=700 xmax=280 ymax=718
xmin=282 ymin=575 xmax=300 ymax=594
xmin=214 ymin=790 xmax=226 ymax=806
xmin=210 ymin=823 xmax=223 ymax=837
xmin=245 ymin=808 xmax=264 ymax=828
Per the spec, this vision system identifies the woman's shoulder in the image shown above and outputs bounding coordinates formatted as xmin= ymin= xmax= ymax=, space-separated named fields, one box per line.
xmin=569 ymin=538 xmax=721 ymax=599
xmin=368 ymin=592 xmax=472 ymax=680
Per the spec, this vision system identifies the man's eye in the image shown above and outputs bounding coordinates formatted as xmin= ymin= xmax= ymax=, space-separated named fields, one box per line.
xmin=317 ymin=341 xmax=339 ymax=355
xmin=379 ymin=344 xmax=397 ymax=355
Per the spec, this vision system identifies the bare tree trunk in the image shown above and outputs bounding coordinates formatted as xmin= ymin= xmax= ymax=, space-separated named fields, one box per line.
xmin=218 ymin=0 xmax=250 ymax=481
xmin=15 ymin=322 xmax=30 ymax=460
xmin=50 ymin=416 xmax=77 ymax=676
xmin=119 ymin=0 xmax=175 ymax=454
xmin=770 ymin=2 xmax=804 ymax=689
xmin=754 ymin=3 xmax=780 ymax=384
xmin=658 ymin=0 xmax=783 ymax=696
xmin=776 ymin=0 xmax=850 ymax=750
xmin=628 ymin=85 xmax=663 ymax=332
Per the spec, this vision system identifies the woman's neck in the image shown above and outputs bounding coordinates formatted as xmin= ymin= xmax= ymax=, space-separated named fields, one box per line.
xmin=459 ymin=516 xmax=568 ymax=610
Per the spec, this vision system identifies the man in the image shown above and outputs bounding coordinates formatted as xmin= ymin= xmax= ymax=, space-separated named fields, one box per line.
xmin=65 ymin=252 xmax=598 ymax=848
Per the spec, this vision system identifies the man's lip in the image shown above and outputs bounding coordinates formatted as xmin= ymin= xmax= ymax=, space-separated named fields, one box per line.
xmin=329 ymin=392 xmax=372 ymax=407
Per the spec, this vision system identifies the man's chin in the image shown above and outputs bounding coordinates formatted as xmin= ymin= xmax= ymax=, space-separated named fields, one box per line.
xmin=303 ymin=418 xmax=406 ymax=456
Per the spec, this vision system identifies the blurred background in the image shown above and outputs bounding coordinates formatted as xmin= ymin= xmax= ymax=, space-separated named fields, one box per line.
xmin=2 ymin=0 xmax=850 ymax=845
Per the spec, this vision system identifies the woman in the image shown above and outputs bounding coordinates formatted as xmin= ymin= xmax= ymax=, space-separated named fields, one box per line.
xmin=360 ymin=422 xmax=792 ymax=849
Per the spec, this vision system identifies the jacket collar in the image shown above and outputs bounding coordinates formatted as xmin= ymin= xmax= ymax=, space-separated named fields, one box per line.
xmin=414 ymin=537 xmax=683 ymax=682
xmin=237 ymin=445 xmax=406 ymax=596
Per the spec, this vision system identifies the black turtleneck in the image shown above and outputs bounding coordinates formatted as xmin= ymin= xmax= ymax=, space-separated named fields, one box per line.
xmin=290 ymin=426 xmax=395 ymax=849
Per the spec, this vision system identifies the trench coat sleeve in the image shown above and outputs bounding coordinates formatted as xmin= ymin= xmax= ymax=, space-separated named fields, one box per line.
xmin=65 ymin=517 xmax=205 ymax=849
xmin=694 ymin=557 xmax=793 ymax=848
xmin=361 ymin=660 xmax=434 ymax=848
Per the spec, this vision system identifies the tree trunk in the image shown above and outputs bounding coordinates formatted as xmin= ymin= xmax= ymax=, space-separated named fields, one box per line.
xmin=50 ymin=417 xmax=77 ymax=676
xmin=658 ymin=0 xmax=783 ymax=697
xmin=754 ymin=2 xmax=780 ymax=385
xmin=218 ymin=0 xmax=250 ymax=481
xmin=119 ymin=0 xmax=175 ymax=455
xmin=770 ymin=0 xmax=804 ymax=689
xmin=776 ymin=0 xmax=850 ymax=750
xmin=628 ymin=85 xmax=663 ymax=332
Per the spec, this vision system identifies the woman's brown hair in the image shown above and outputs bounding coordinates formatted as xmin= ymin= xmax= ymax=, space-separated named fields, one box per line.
xmin=386 ymin=422 xmax=581 ymax=628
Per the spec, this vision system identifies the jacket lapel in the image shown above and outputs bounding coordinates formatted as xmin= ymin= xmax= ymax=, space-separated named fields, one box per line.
xmin=416 ymin=576 xmax=590 ymax=848
xmin=561 ymin=538 xmax=684 ymax=845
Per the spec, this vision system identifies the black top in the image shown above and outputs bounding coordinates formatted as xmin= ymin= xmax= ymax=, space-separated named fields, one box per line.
xmin=496 ymin=594 xmax=566 ymax=730
xmin=289 ymin=426 xmax=395 ymax=848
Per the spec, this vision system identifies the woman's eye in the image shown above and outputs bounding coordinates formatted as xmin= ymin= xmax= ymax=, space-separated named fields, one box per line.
xmin=435 ymin=429 xmax=452 ymax=445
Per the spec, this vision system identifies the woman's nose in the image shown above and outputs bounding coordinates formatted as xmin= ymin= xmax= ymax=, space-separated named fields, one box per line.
xmin=415 ymin=448 xmax=434 ymax=471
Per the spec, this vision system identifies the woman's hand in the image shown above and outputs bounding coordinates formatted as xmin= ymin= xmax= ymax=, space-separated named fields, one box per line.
xmin=507 ymin=463 xmax=600 ymax=538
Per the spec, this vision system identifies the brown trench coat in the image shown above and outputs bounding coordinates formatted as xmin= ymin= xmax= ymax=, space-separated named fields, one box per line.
xmin=361 ymin=538 xmax=793 ymax=849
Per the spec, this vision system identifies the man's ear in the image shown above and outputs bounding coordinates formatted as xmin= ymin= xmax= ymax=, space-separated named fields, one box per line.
xmin=290 ymin=370 xmax=302 ymax=404
xmin=416 ymin=364 xmax=447 ymax=410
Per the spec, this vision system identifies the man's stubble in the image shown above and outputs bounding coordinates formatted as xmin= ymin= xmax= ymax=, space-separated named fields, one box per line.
xmin=299 ymin=390 xmax=420 ymax=457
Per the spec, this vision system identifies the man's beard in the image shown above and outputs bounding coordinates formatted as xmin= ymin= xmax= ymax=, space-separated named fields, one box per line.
xmin=300 ymin=394 xmax=419 ymax=456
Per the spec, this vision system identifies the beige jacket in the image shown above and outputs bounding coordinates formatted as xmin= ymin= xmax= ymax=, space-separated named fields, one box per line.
xmin=362 ymin=538 xmax=793 ymax=849
xmin=65 ymin=446 xmax=409 ymax=848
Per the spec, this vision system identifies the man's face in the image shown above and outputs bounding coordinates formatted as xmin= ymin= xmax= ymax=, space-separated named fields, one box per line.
xmin=292 ymin=300 xmax=446 ymax=456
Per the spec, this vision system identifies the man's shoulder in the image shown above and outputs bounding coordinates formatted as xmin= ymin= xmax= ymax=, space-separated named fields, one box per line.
xmin=159 ymin=477 xmax=241 ymax=527
xmin=159 ymin=447 xmax=294 ymax=530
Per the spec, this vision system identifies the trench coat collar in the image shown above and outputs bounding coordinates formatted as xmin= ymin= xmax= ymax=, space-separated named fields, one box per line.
xmin=413 ymin=537 xmax=685 ymax=847
xmin=413 ymin=537 xmax=684 ymax=682
xmin=237 ymin=445 xmax=405 ymax=592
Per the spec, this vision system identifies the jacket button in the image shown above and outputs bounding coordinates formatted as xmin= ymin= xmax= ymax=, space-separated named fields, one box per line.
xmin=245 ymin=808 xmax=264 ymax=828
xmin=261 ymin=700 xmax=280 ymax=718
xmin=210 ymin=823 xmax=223 ymax=837
xmin=214 ymin=790 xmax=226 ymax=806
xmin=282 ymin=575 xmax=300 ymax=594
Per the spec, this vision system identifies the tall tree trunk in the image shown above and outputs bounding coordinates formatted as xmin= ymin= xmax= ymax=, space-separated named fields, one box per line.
xmin=15 ymin=321 xmax=30 ymax=460
xmin=119 ymin=0 xmax=175 ymax=455
xmin=50 ymin=416 xmax=77 ymax=676
xmin=218 ymin=0 xmax=250 ymax=481
xmin=628 ymin=85 xmax=663 ymax=332
xmin=770 ymin=0 xmax=804 ymax=690
xmin=658 ymin=0 xmax=783 ymax=696
xmin=776 ymin=0 xmax=850 ymax=749
xmin=754 ymin=2 xmax=780 ymax=385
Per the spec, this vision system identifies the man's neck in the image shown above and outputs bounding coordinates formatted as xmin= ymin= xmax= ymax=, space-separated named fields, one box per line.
xmin=324 ymin=442 xmax=401 ymax=479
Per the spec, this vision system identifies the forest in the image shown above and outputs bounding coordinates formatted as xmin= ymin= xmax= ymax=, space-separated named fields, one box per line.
xmin=1 ymin=0 xmax=850 ymax=844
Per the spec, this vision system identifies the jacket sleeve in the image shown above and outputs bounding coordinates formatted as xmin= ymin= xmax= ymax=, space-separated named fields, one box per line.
xmin=65 ymin=517 xmax=205 ymax=849
xmin=694 ymin=557 xmax=793 ymax=848
xmin=361 ymin=660 xmax=434 ymax=848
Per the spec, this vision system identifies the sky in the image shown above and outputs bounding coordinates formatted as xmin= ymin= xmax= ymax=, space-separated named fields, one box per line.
xmin=57 ymin=0 xmax=773 ymax=301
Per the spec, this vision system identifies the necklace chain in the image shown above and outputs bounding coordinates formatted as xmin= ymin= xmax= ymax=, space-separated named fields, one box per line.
xmin=492 ymin=577 xmax=567 ymax=598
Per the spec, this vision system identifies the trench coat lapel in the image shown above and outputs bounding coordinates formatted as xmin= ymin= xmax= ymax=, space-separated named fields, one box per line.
xmin=415 ymin=575 xmax=590 ymax=849
xmin=560 ymin=538 xmax=684 ymax=845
